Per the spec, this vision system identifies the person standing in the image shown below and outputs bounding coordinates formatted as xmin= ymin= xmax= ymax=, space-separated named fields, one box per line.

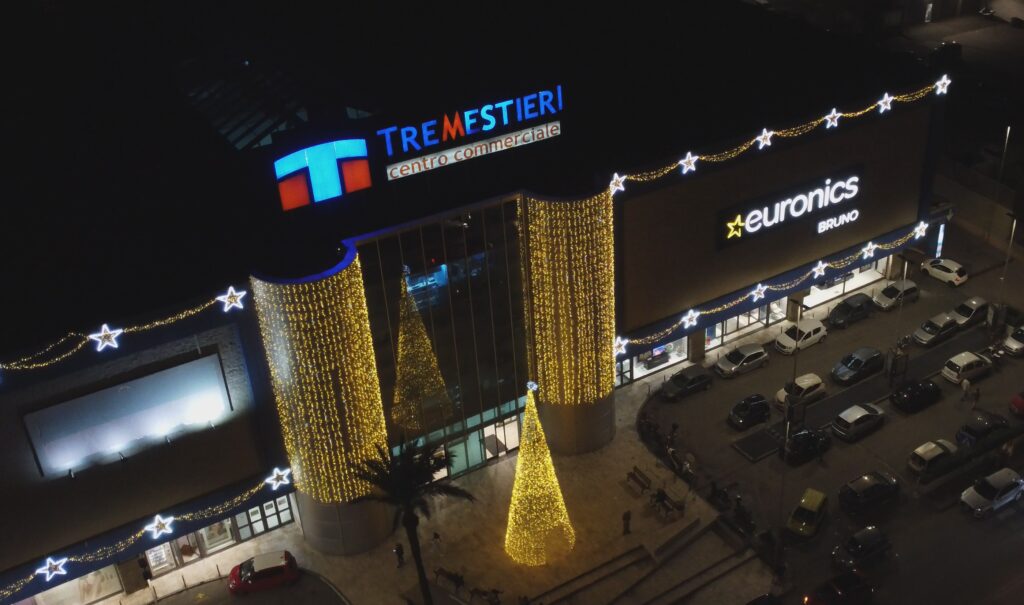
xmin=431 ymin=532 xmax=443 ymax=557
xmin=622 ymin=510 xmax=632 ymax=535
xmin=960 ymin=378 xmax=971 ymax=402
xmin=972 ymin=386 xmax=981 ymax=408
xmin=394 ymin=543 xmax=405 ymax=568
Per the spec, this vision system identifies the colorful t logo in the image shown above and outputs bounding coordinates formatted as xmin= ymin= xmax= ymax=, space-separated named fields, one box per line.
xmin=273 ymin=140 xmax=372 ymax=211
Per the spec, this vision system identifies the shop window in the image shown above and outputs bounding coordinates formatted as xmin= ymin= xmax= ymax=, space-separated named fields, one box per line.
xmin=197 ymin=518 xmax=235 ymax=555
xmin=145 ymin=542 xmax=177 ymax=576
xmin=234 ymin=495 xmax=293 ymax=541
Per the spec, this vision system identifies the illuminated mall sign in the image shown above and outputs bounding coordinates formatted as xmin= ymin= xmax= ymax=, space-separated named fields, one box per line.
xmin=720 ymin=173 xmax=861 ymax=246
xmin=377 ymin=85 xmax=564 ymax=180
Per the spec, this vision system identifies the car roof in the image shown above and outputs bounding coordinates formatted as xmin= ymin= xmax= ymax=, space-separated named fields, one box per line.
xmin=842 ymin=293 xmax=871 ymax=304
xmin=848 ymin=471 xmax=893 ymax=491
xmin=914 ymin=440 xmax=954 ymax=460
xmin=736 ymin=343 xmax=764 ymax=355
xmin=852 ymin=525 xmax=883 ymax=544
xmin=251 ymin=551 xmax=291 ymax=572
xmin=839 ymin=405 xmax=870 ymax=422
xmin=796 ymin=318 xmax=824 ymax=330
xmin=888 ymin=279 xmax=917 ymax=290
xmin=984 ymin=468 xmax=1021 ymax=489
xmin=959 ymin=296 xmax=987 ymax=308
xmin=678 ymin=365 xmax=708 ymax=378
xmin=795 ymin=373 xmax=822 ymax=387
xmin=966 ymin=410 xmax=1003 ymax=429
xmin=799 ymin=488 xmax=827 ymax=509
xmin=850 ymin=347 xmax=880 ymax=359
xmin=927 ymin=312 xmax=956 ymax=324
xmin=949 ymin=351 xmax=981 ymax=364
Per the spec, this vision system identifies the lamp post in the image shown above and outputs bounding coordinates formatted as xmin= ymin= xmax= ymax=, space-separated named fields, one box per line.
xmin=1000 ymin=212 xmax=1017 ymax=307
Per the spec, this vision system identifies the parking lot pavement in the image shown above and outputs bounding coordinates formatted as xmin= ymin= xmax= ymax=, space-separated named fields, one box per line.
xmin=642 ymin=241 xmax=1024 ymax=603
xmin=150 ymin=571 xmax=347 ymax=605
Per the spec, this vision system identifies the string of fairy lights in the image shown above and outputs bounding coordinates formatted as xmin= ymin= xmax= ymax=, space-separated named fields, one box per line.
xmin=0 ymin=468 xmax=292 ymax=602
xmin=0 ymin=287 xmax=248 ymax=373
xmin=610 ymin=76 xmax=950 ymax=355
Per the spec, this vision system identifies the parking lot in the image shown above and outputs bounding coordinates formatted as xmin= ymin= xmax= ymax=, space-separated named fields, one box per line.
xmin=644 ymin=253 xmax=1023 ymax=603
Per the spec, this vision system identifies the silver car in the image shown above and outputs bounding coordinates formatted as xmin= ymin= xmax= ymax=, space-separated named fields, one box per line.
xmin=907 ymin=439 xmax=957 ymax=475
xmin=1003 ymin=327 xmax=1024 ymax=357
xmin=912 ymin=312 xmax=958 ymax=347
xmin=714 ymin=344 xmax=768 ymax=377
xmin=950 ymin=296 xmax=988 ymax=328
xmin=873 ymin=279 xmax=919 ymax=311
xmin=961 ymin=468 xmax=1024 ymax=518
xmin=831 ymin=404 xmax=885 ymax=442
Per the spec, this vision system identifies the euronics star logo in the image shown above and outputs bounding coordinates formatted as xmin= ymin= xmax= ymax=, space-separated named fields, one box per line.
xmin=216 ymin=286 xmax=247 ymax=312
xmin=609 ymin=173 xmax=626 ymax=195
xmin=877 ymin=93 xmax=894 ymax=113
xmin=264 ymin=467 xmax=292 ymax=490
xmin=935 ymin=74 xmax=952 ymax=95
xmin=145 ymin=515 xmax=175 ymax=539
xmin=824 ymin=108 xmax=841 ymax=129
xmin=681 ymin=309 xmax=700 ymax=329
xmin=861 ymin=241 xmax=878 ymax=259
xmin=750 ymin=283 xmax=768 ymax=302
xmin=913 ymin=221 xmax=929 ymax=240
xmin=35 ymin=557 xmax=68 ymax=582
xmin=755 ymin=128 xmax=774 ymax=149
xmin=88 ymin=324 xmax=123 ymax=352
xmin=726 ymin=214 xmax=745 ymax=239
xmin=614 ymin=336 xmax=629 ymax=356
xmin=678 ymin=152 xmax=698 ymax=174
xmin=812 ymin=260 xmax=828 ymax=279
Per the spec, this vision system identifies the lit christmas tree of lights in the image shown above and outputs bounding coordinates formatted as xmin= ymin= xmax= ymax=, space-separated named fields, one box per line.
xmin=504 ymin=387 xmax=576 ymax=566
xmin=391 ymin=277 xmax=453 ymax=431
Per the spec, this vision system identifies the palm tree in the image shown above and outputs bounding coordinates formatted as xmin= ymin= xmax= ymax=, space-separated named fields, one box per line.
xmin=354 ymin=439 xmax=475 ymax=605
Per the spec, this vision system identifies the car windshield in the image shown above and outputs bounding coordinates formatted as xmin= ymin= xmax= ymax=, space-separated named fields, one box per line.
xmin=842 ymin=355 xmax=863 ymax=370
xmin=239 ymin=559 xmax=255 ymax=581
xmin=945 ymin=360 xmax=962 ymax=373
xmin=792 ymin=506 xmax=817 ymax=523
xmin=670 ymin=374 xmax=690 ymax=387
xmin=1012 ymin=328 xmax=1024 ymax=340
xmin=910 ymin=453 xmax=927 ymax=468
xmin=954 ymin=304 xmax=972 ymax=317
xmin=973 ymin=479 xmax=999 ymax=501
xmin=784 ymin=326 xmax=803 ymax=340
xmin=881 ymin=285 xmax=900 ymax=298
xmin=783 ymin=382 xmax=797 ymax=394
xmin=921 ymin=321 xmax=940 ymax=334
xmin=725 ymin=350 xmax=745 ymax=364
xmin=845 ymin=536 xmax=864 ymax=555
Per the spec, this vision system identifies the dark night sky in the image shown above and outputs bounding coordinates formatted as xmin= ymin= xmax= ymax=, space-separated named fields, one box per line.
xmin=1 ymin=1 xmax=927 ymax=358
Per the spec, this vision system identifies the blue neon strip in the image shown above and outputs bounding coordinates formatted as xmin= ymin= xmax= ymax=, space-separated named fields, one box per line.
xmin=273 ymin=140 xmax=368 ymax=203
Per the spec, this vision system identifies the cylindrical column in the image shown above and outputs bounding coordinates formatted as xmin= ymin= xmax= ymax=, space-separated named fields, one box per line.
xmin=519 ymin=193 xmax=616 ymax=454
xmin=251 ymin=248 xmax=391 ymax=554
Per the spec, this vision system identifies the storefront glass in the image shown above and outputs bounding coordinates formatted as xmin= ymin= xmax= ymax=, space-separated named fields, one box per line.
xmin=17 ymin=565 xmax=122 ymax=605
xmin=805 ymin=256 xmax=890 ymax=309
xmin=631 ymin=337 xmax=688 ymax=381
xmin=705 ymin=299 xmax=788 ymax=352
xmin=197 ymin=518 xmax=235 ymax=555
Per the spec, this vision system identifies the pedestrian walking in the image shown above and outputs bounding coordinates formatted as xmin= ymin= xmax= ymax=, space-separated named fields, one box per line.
xmin=431 ymin=532 xmax=443 ymax=557
xmin=622 ymin=510 xmax=632 ymax=535
xmin=394 ymin=543 xmax=405 ymax=568
xmin=972 ymin=387 xmax=981 ymax=407
xmin=960 ymin=378 xmax=971 ymax=402
xmin=668 ymin=422 xmax=679 ymax=446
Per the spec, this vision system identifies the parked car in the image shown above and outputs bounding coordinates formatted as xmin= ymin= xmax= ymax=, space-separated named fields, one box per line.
xmin=781 ymin=428 xmax=831 ymax=465
xmin=787 ymin=488 xmax=828 ymax=537
xmin=828 ymin=293 xmax=874 ymax=329
xmin=955 ymin=410 xmax=1009 ymax=447
xmin=830 ymin=347 xmax=884 ymax=386
xmin=872 ymin=279 xmax=919 ymax=311
xmin=775 ymin=373 xmax=828 ymax=409
xmin=1010 ymin=390 xmax=1024 ymax=417
xmin=831 ymin=404 xmax=885 ymax=442
xmin=961 ymin=468 xmax=1024 ymax=518
xmin=803 ymin=571 xmax=875 ymax=604
xmin=920 ymin=257 xmax=968 ymax=286
xmin=839 ymin=471 xmax=900 ymax=513
xmin=774 ymin=318 xmax=827 ymax=354
xmin=907 ymin=439 xmax=958 ymax=475
xmin=1003 ymin=327 xmax=1024 ymax=356
xmin=228 ymin=551 xmax=300 ymax=595
xmin=729 ymin=394 xmax=771 ymax=430
xmin=951 ymin=296 xmax=989 ymax=328
xmin=889 ymin=379 xmax=942 ymax=413
xmin=661 ymin=365 xmax=712 ymax=401
xmin=940 ymin=351 xmax=992 ymax=385
xmin=715 ymin=343 xmax=768 ymax=378
xmin=832 ymin=526 xmax=891 ymax=571
xmin=912 ymin=312 xmax=958 ymax=346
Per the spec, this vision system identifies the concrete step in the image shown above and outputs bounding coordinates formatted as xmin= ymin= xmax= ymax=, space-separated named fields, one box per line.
xmin=643 ymin=547 xmax=757 ymax=605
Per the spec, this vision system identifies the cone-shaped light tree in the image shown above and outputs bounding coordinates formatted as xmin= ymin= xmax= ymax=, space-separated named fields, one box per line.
xmin=391 ymin=276 xmax=454 ymax=431
xmin=504 ymin=383 xmax=576 ymax=566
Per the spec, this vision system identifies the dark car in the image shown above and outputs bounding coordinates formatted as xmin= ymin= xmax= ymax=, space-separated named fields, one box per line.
xmin=830 ymin=347 xmax=884 ymax=386
xmin=832 ymin=526 xmax=891 ymax=571
xmin=729 ymin=394 xmax=771 ymax=430
xmin=661 ymin=366 xmax=711 ymax=401
xmin=839 ymin=471 xmax=900 ymax=514
xmin=804 ymin=571 xmax=874 ymax=604
xmin=828 ymin=293 xmax=874 ymax=329
xmin=955 ymin=410 xmax=1010 ymax=448
xmin=781 ymin=428 xmax=831 ymax=465
xmin=889 ymin=379 xmax=942 ymax=413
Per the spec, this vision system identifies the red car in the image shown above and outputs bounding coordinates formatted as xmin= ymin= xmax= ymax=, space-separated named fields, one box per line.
xmin=1011 ymin=391 xmax=1024 ymax=417
xmin=228 ymin=550 xmax=300 ymax=595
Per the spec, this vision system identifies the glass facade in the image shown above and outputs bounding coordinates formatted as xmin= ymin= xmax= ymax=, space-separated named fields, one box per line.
xmin=805 ymin=256 xmax=890 ymax=309
xmin=359 ymin=200 xmax=529 ymax=477
xmin=14 ymin=565 xmax=122 ymax=605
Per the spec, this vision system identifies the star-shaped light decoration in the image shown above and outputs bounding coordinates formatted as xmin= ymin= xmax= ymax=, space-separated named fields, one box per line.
xmin=726 ymin=214 xmax=745 ymax=239
xmin=145 ymin=514 xmax=175 ymax=539
xmin=35 ymin=557 xmax=68 ymax=582
xmin=824 ymin=108 xmax=841 ymax=129
xmin=681 ymin=309 xmax=700 ymax=329
xmin=755 ymin=128 xmax=774 ymax=149
xmin=913 ymin=221 xmax=929 ymax=240
xmin=935 ymin=74 xmax=952 ymax=95
xmin=88 ymin=324 xmax=123 ymax=352
xmin=750 ymin=283 xmax=768 ymax=302
xmin=609 ymin=173 xmax=626 ymax=195
xmin=614 ymin=336 xmax=629 ymax=356
xmin=526 ymin=381 xmax=539 ymax=392
xmin=877 ymin=93 xmax=894 ymax=113
xmin=678 ymin=152 xmax=698 ymax=174
xmin=264 ymin=467 xmax=292 ymax=490
xmin=216 ymin=286 xmax=247 ymax=312
xmin=812 ymin=260 xmax=828 ymax=279
xmin=861 ymin=241 xmax=878 ymax=259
